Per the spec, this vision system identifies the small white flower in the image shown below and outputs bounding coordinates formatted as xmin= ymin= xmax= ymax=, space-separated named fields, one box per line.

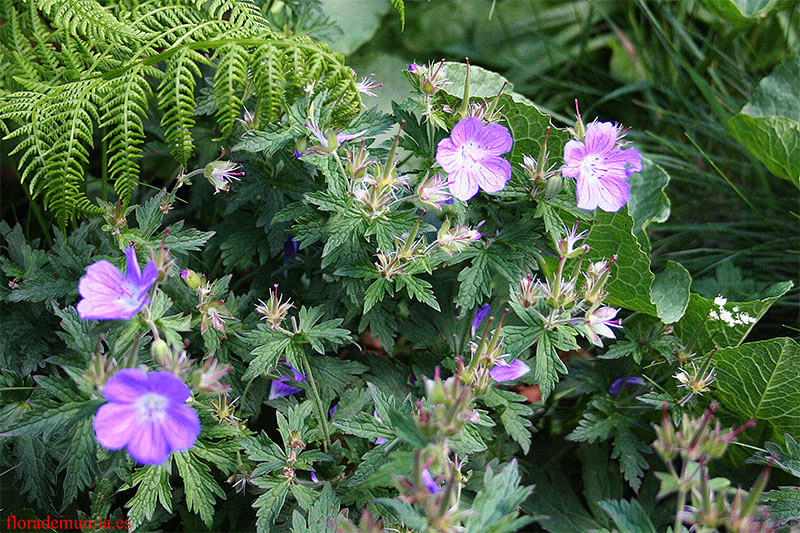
xmin=714 ymin=295 xmax=727 ymax=306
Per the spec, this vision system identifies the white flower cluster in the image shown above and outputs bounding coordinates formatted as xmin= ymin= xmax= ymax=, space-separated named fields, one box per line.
xmin=708 ymin=295 xmax=757 ymax=327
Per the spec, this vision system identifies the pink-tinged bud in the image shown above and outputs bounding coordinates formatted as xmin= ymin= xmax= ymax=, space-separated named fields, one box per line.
xmin=181 ymin=269 xmax=202 ymax=290
xmin=204 ymin=160 xmax=244 ymax=193
xmin=437 ymin=220 xmax=481 ymax=255
xmin=408 ymin=63 xmax=420 ymax=74
xmin=200 ymin=300 xmax=234 ymax=335
xmin=193 ymin=357 xmax=232 ymax=395
xmin=417 ymin=173 xmax=453 ymax=209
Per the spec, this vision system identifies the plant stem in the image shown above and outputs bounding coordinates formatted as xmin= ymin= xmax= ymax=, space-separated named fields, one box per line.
xmin=299 ymin=351 xmax=331 ymax=451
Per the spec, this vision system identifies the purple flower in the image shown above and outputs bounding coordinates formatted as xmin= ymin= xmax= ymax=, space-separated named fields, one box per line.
xmin=490 ymin=358 xmax=530 ymax=382
xmin=435 ymin=117 xmax=513 ymax=201
xmin=608 ymin=376 xmax=646 ymax=395
xmin=408 ymin=63 xmax=420 ymax=74
xmin=77 ymin=246 xmax=157 ymax=321
xmin=471 ymin=304 xmax=491 ymax=337
xmin=421 ymin=468 xmax=440 ymax=494
xmin=329 ymin=404 xmax=338 ymax=418
xmin=268 ymin=362 xmax=306 ymax=400
xmin=310 ymin=471 xmax=319 ymax=482
xmin=93 ymin=369 xmax=200 ymax=465
xmin=283 ymin=237 xmax=299 ymax=263
xmin=561 ymin=121 xmax=642 ymax=212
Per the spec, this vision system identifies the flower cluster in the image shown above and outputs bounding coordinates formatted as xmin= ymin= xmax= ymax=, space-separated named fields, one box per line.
xmin=708 ymin=295 xmax=757 ymax=327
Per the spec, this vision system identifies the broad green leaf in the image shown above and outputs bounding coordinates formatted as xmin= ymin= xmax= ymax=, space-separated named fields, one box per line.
xmin=321 ymin=0 xmax=391 ymax=55
xmin=302 ymin=484 xmax=341 ymax=532
xmin=713 ymin=338 xmax=800 ymax=440
xmin=527 ymin=466 xmax=604 ymax=532
xmin=701 ymin=0 xmax=797 ymax=27
xmin=498 ymin=94 xmax=570 ymax=167
xmin=674 ymin=281 xmax=792 ymax=353
xmin=651 ymin=260 xmax=692 ymax=324
xmin=726 ymin=51 xmax=800 ymax=187
xmin=125 ymin=466 xmax=172 ymax=531
xmin=174 ymin=451 xmax=225 ymax=527
xmin=441 ymin=61 xmax=516 ymax=98
xmin=627 ymin=159 xmax=671 ymax=242
xmin=585 ymin=209 xmax=658 ymax=315
xmin=253 ymin=478 xmax=291 ymax=533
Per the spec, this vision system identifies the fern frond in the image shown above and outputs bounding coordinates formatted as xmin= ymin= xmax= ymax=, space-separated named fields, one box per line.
xmin=196 ymin=0 xmax=266 ymax=28
xmin=1 ymin=0 xmax=362 ymax=224
xmin=389 ymin=0 xmax=405 ymax=30
xmin=35 ymin=0 xmax=144 ymax=44
xmin=212 ymin=43 xmax=249 ymax=138
xmin=100 ymin=68 xmax=152 ymax=205
xmin=157 ymin=48 xmax=208 ymax=164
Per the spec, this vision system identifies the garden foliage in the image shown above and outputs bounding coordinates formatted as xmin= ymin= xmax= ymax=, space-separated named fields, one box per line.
xmin=1 ymin=0 xmax=798 ymax=531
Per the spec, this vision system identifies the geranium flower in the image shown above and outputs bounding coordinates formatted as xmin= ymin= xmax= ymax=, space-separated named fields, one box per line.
xmin=435 ymin=117 xmax=513 ymax=201
xmin=204 ymin=160 xmax=244 ymax=194
xmin=608 ymin=375 xmax=645 ymax=395
xmin=77 ymin=246 xmax=157 ymax=321
xmin=490 ymin=358 xmax=530 ymax=382
xmin=421 ymin=468 xmax=440 ymax=494
xmin=471 ymin=303 xmax=491 ymax=337
xmin=561 ymin=121 xmax=642 ymax=212
xmin=268 ymin=362 xmax=306 ymax=400
xmin=93 ymin=369 xmax=200 ymax=465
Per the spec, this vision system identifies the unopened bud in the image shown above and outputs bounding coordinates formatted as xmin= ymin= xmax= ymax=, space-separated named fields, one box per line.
xmin=181 ymin=269 xmax=201 ymax=290
xmin=151 ymin=339 xmax=171 ymax=364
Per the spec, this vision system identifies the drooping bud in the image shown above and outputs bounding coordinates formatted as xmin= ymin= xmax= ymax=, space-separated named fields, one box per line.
xmin=193 ymin=356 xmax=232 ymax=395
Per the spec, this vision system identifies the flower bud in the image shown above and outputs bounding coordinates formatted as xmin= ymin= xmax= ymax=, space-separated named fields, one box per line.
xmin=151 ymin=339 xmax=171 ymax=364
xmin=181 ymin=269 xmax=202 ymax=290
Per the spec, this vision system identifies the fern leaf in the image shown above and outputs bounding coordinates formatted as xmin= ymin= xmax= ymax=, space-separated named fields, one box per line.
xmin=101 ymin=68 xmax=152 ymax=205
xmin=212 ymin=42 xmax=249 ymax=138
xmin=157 ymin=48 xmax=207 ymax=164
xmin=390 ymin=0 xmax=405 ymax=30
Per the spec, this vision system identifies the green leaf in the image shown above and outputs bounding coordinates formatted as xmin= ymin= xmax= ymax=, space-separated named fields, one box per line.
xmin=585 ymin=208 xmax=657 ymax=315
xmin=762 ymin=487 xmax=800 ymax=525
xmin=527 ymin=466 xmax=604 ymax=532
xmin=334 ymin=413 xmax=395 ymax=441
xmin=396 ymin=274 xmax=440 ymax=311
xmin=535 ymin=330 xmax=568 ymax=401
xmin=321 ymin=0 xmax=391 ymax=55
xmin=500 ymin=399 xmax=534 ymax=454
xmin=498 ymin=94 xmax=570 ymax=167
xmin=463 ymin=461 xmax=535 ymax=532
xmin=598 ymin=499 xmax=657 ymax=533
xmin=701 ymin=0 xmax=797 ymax=27
xmin=746 ymin=433 xmax=800 ymax=478
xmin=297 ymin=483 xmax=341 ymax=532
xmin=126 ymin=466 xmax=172 ymax=531
xmin=674 ymin=281 xmax=792 ymax=352
xmin=441 ymin=62 xmax=516 ymax=98
xmin=725 ymin=50 xmax=800 ymax=186
xmin=253 ymin=478 xmax=291 ymax=533
xmin=651 ymin=260 xmax=692 ymax=324
xmin=627 ymin=159 xmax=671 ymax=242
xmin=713 ymin=338 xmax=800 ymax=440
xmin=174 ymin=451 xmax=225 ymax=527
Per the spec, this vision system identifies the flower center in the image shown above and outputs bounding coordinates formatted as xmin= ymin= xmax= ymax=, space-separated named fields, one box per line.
xmin=580 ymin=154 xmax=603 ymax=179
xmin=459 ymin=142 xmax=480 ymax=165
xmin=136 ymin=392 xmax=169 ymax=422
